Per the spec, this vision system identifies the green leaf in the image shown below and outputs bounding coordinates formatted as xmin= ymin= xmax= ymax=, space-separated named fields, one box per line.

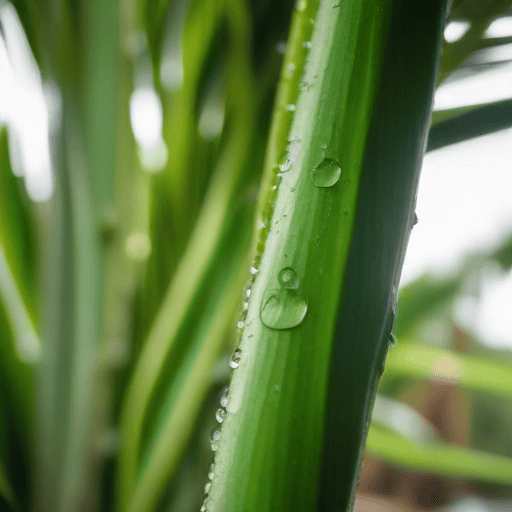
xmin=395 ymin=274 xmax=460 ymax=338
xmin=428 ymin=99 xmax=512 ymax=151
xmin=117 ymin=2 xmax=259 ymax=508
xmin=0 ymin=128 xmax=37 ymax=324
xmin=203 ymin=0 xmax=450 ymax=511
xmin=384 ymin=341 xmax=512 ymax=397
xmin=0 ymin=462 xmax=16 ymax=512
xmin=319 ymin=0 xmax=448 ymax=507
xmin=367 ymin=423 xmax=512 ymax=485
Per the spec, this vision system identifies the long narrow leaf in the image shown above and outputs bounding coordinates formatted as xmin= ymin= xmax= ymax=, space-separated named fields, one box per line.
xmin=428 ymin=98 xmax=512 ymax=151
xmin=384 ymin=341 xmax=512 ymax=396
xmin=205 ymin=1 xmax=403 ymax=511
xmin=367 ymin=423 xmax=512 ymax=485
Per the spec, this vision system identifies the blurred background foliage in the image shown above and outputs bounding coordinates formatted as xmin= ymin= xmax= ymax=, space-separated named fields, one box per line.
xmin=0 ymin=0 xmax=512 ymax=511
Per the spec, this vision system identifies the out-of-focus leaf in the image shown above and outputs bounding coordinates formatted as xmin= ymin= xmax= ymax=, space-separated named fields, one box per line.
xmin=437 ymin=1 xmax=512 ymax=84
xmin=0 ymin=466 xmax=16 ymax=512
xmin=371 ymin=395 xmax=441 ymax=445
xmin=0 ymin=402 xmax=17 ymax=512
xmin=480 ymin=35 xmax=512 ymax=49
xmin=0 ymin=301 xmax=33 ymax=511
xmin=0 ymin=245 xmax=40 ymax=364
xmin=367 ymin=423 xmax=512 ymax=485
xmin=492 ymin=232 xmax=512 ymax=270
xmin=118 ymin=1 xmax=259 ymax=509
xmin=428 ymin=98 xmax=512 ymax=150
xmin=395 ymin=275 xmax=461 ymax=338
xmin=0 ymin=128 xmax=36 ymax=323
xmin=384 ymin=341 xmax=512 ymax=397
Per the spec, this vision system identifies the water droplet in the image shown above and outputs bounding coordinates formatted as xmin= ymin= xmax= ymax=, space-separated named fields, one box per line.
xmin=243 ymin=301 xmax=249 ymax=311
xmin=260 ymin=270 xmax=308 ymax=331
xmin=276 ymin=41 xmax=286 ymax=54
xmin=210 ymin=428 xmax=221 ymax=451
xmin=211 ymin=428 xmax=221 ymax=442
xmin=389 ymin=333 xmax=397 ymax=348
xmin=295 ymin=0 xmax=306 ymax=11
xmin=208 ymin=463 xmax=215 ymax=480
xmin=287 ymin=63 xmax=296 ymax=73
xmin=249 ymin=266 xmax=259 ymax=275
xmin=216 ymin=408 xmax=226 ymax=423
xmin=237 ymin=321 xmax=244 ymax=329
xmin=312 ymin=158 xmax=342 ymax=188
xmin=302 ymin=41 xmax=312 ymax=49
xmin=201 ymin=504 xmax=207 ymax=512
xmin=278 ymin=267 xmax=299 ymax=289
xmin=279 ymin=159 xmax=292 ymax=172
xmin=285 ymin=104 xmax=296 ymax=112
xmin=258 ymin=221 xmax=266 ymax=229
xmin=204 ymin=482 xmax=211 ymax=495
xmin=299 ymin=81 xmax=310 ymax=91
xmin=219 ymin=386 xmax=229 ymax=408
xmin=229 ymin=348 xmax=242 ymax=369
xmin=245 ymin=288 xmax=251 ymax=298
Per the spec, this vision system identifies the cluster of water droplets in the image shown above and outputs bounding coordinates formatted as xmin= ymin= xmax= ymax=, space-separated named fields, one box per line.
xmin=201 ymin=458 xmax=217 ymax=511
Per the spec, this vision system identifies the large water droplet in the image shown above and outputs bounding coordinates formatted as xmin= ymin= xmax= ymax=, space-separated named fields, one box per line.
xmin=278 ymin=267 xmax=299 ymax=289
xmin=260 ymin=283 xmax=308 ymax=330
xmin=312 ymin=158 xmax=342 ymax=187
xmin=229 ymin=348 xmax=242 ymax=369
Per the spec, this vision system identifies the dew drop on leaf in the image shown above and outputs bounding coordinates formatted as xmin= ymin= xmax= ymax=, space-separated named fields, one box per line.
xmin=215 ymin=407 xmax=226 ymax=423
xmin=219 ymin=386 xmax=229 ymax=408
xmin=278 ymin=267 xmax=299 ymax=289
xmin=260 ymin=270 xmax=308 ymax=330
xmin=210 ymin=428 xmax=221 ymax=451
xmin=312 ymin=158 xmax=342 ymax=187
xmin=229 ymin=348 xmax=242 ymax=369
